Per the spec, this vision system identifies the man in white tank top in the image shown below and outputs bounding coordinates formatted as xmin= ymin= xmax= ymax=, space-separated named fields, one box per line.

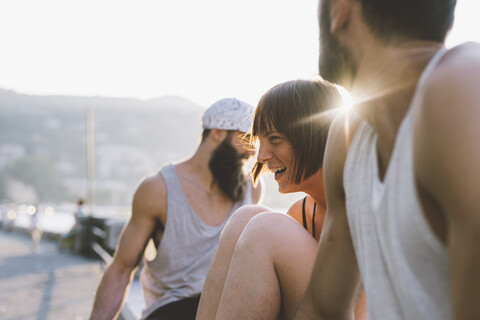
xmin=90 ymin=98 xmax=263 ymax=320
xmin=295 ymin=0 xmax=480 ymax=319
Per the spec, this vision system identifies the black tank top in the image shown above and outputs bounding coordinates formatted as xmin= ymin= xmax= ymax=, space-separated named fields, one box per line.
xmin=302 ymin=196 xmax=316 ymax=240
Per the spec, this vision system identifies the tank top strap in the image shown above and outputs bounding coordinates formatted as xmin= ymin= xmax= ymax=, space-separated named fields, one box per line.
xmin=302 ymin=196 xmax=308 ymax=230
xmin=159 ymin=164 xmax=177 ymax=187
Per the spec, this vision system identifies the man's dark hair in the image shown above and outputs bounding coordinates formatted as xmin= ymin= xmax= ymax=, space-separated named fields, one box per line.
xmin=251 ymin=78 xmax=342 ymax=185
xmin=359 ymin=0 xmax=456 ymax=43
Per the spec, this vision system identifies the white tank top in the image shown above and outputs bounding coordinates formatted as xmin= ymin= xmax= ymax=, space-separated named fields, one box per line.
xmin=343 ymin=48 xmax=452 ymax=319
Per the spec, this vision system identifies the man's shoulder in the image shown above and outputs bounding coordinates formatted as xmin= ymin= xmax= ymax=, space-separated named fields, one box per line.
xmin=131 ymin=171 xmax=168 ymax=221
xmin=418 ymin=42 xmax=480 ymax=121
xmin=424 ymin=42 xmax=480 ymax=91
xmin=413 ymin=42 xmax=480 ymax=183
xmin=135 ymin=171 xmax=167 ymax=201
xmin=445 ymin=42 xmax=480 ymax=66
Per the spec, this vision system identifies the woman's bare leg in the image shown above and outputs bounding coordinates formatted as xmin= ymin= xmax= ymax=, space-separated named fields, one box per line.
xmin=215 ymin=212 xmax=318 ymax=320
xmin=196 ymin=205 xmax=271 ymax=320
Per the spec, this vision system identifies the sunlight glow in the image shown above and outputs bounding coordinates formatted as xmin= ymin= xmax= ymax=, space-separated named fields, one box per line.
xmin=336 ymin=85 xmax=354 ymax=111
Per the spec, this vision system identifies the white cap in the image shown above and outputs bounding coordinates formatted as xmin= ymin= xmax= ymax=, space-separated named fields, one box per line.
xmin=202 ymin=98 xmax=254 ymax=133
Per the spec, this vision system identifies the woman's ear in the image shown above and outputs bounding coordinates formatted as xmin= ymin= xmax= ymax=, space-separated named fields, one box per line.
xmin=330 ymin=0 xmax=352 ymax=33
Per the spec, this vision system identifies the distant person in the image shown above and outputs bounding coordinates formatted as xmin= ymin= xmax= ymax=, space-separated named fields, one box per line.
xmin=196 ymin=78 xmax=367 ymax=320
xmin=90 ymin=98 xmax=263 ymax=320
xmin=29 ymin=205 xmax=42 ymax=252
xmin=294 ymin=0 xmax=480 ymax=319
xmin=59 ymin=198 xmax=86 ymax=251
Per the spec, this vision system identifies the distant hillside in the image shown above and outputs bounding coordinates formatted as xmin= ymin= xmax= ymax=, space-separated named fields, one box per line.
xmin=0 ymin=88 xmax=205 ymax=204
xmin=0 ymin=89 xmax=302 ymax=209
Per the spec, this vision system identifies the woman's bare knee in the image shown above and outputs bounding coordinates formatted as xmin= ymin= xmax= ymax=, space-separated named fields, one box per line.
xmin=220 ymin=205 xmax=271 ymax=243
xmin=239 ymin=212 xmax=299 ymax=244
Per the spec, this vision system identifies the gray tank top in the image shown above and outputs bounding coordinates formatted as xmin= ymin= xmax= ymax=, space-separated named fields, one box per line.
xmin=139 ymin=164 xmax=252 ymax=319
xmin=343 ymin=48 xmax=452 ymax=319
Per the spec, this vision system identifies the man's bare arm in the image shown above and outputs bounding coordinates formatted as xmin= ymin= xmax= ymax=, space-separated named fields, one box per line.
xmin=415 ymin=43 xmax=480 ymax=320
xmin=90 ymin=174 xmax=166 ymax=320
xmin=295 ymin=112 xmax=363 ymax=319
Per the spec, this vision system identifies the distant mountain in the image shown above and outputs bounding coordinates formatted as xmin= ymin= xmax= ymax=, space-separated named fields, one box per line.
xmin=0 ymin=89 xmax=202 ymax=111
xmin=0 ymin=89 xmax=205 ymax=205
xmin=0 ymin=89 xmax=301 ymax=209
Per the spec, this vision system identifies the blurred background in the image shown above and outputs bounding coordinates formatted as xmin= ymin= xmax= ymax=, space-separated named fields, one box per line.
xmin=0 ymin=0 xmax=479 ymax=228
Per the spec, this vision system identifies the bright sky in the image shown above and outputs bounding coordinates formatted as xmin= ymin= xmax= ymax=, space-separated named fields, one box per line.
xmin=0 ymin=0 xmax=478 ymax=107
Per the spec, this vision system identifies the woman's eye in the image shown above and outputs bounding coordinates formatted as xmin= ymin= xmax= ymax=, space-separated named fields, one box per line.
xmin=269 ymin=136 xmax=281 ymax=144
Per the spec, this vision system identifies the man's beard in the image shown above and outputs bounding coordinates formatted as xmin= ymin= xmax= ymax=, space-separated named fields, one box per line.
xmin=319 ymin=0 xmax=357 ymax=89
xmin=208 ymin=137 xmax=248 ymax=203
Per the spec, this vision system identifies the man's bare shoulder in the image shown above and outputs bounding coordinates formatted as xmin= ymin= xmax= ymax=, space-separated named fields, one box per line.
xmin=422 ymin=42 xmax=480 ymax=104
xmin=416 ymin=42 xmax=480 ymax=142
xmin=132 ymin=171 xmax=167 ymax=220
xmin=441 ymin=42 xmax=480 ymax=70
xmin=136 ymin=171 xmax=167 ymax=196
xmin=414 ymin=42 xmax=480 ymax=212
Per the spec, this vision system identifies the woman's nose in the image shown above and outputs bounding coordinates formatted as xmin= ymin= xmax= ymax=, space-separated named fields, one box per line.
xmin=257 ymin=144 xmax=272 ymax=163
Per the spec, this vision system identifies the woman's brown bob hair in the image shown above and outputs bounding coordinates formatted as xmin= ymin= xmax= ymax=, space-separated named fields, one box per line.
xmin=251 ymin=77 xmax=342 ymax=185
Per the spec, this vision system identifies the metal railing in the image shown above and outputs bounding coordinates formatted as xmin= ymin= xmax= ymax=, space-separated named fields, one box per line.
xmin=75 ymin=216 xmax=143 ymax=320
xmin=75 ymin=216 xmax=125 ymax=260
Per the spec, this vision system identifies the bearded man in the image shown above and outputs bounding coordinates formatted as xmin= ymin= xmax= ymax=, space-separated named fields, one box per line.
xmin=296 ymin=0 xmax=480 ymax=319
xmin=90 ymin=98 xmax=263 ymax=320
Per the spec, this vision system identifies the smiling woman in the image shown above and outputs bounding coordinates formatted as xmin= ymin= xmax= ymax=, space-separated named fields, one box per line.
xmin=251 ymin=77 xmax=341 ymax=191
xmin=196 ymin=77 xmax=367 ymax=320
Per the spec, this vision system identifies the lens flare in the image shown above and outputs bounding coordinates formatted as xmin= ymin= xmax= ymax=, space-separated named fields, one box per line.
xmin=336 ymin=85 xmax=354 ymax=111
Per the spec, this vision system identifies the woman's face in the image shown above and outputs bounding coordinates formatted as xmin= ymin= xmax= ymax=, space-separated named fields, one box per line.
xmin=257 ymin=129 xmax=302 ymax=194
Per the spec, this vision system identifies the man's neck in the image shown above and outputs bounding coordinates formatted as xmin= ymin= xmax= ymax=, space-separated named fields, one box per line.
xmin=352 ymin=42 xmax=443 ymax=123
xmin=350 ymin=41 xmax=444 ymax=179
xmin=180 ymin=145 xmax=216 ymax=191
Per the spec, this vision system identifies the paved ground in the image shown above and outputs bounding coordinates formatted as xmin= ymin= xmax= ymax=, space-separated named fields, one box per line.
xmin=0 ymin=229 xmax=104 ymax=320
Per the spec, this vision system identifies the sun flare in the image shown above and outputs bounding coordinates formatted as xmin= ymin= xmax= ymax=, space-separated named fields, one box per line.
xmin=336 ymin=85 xmax=354 ymax=111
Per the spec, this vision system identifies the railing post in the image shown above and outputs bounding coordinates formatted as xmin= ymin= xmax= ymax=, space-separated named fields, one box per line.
xmin=74 ymin=216 xmax=93 ymax=255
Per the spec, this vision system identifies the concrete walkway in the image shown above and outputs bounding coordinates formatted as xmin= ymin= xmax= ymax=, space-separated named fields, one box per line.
xmin=0 ymin=230 xmax=104 ymax=320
